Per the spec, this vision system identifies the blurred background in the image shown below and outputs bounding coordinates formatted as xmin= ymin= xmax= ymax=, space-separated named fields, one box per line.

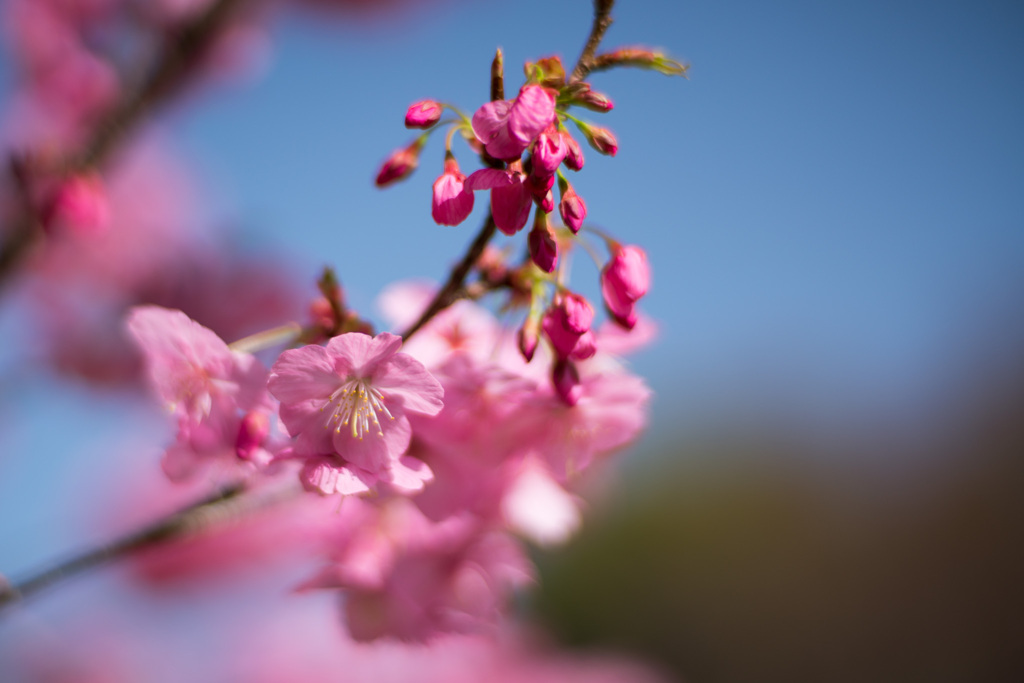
xmin=1 ymin=0 xmax=1023 ymax=680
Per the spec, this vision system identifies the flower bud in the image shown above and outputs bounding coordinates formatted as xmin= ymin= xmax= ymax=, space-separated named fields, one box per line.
xmin=525 ymin=169 xmax=554 ymax=203
xmin=558 ymin=179 xmax=586 ymax=234
xmin=518 ymin=316 xmax=540 ymax=362
xmin=432 ymin=155 xmax=474 ymax=226
xmin=552 ymin=358 xmax=582 ymax=406
xmin=561 ymin=130 xmax=585 ymax=171
xmin=524 ymin=55 xmax=566 ymax=88
xmin=531 ymin=125 xmax=567 ymax=177
xmin=528 ymin=213 xmax=558 ymax=273
xmin=375 ymin=138 xmax=424 ymax=187
xmin=405 ymin=100 xmax=442 ymax=128
xmin=563 ymin=82 xmax=614 ymax=113
xmin=601 ymin=244 xmax=650 ymax=329
xmin=578 ymin=123 xmax=618 ymax=156
xmin=47 ymin=172 xmax=110 ymax=235
xmin=542 ymin=292 xmax=594 ymax=359
xmin=235 ymin=411 xmax=270 ymax=461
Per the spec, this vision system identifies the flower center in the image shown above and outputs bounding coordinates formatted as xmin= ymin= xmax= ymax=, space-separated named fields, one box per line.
xmin=322 ymin=378 xmax=394 ymax=440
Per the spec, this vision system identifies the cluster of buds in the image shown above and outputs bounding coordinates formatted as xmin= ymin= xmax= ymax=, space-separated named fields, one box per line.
xmin=375 ymin=51 xmax=665 ymax=404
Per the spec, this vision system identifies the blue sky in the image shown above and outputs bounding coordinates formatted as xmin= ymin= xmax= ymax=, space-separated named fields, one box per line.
xmin=1 ymin=0 xmax=1023 ymax=569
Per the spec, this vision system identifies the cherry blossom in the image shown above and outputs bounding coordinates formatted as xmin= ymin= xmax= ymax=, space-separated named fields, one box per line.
xmin=268 ymin=332 xmax=444 ymax=495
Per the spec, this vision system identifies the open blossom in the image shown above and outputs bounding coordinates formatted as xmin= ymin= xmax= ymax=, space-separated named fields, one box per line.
xmin=268 ymin=332 xmax=444 ymax=495
xmin=126 ymin=306 xmax=276 ymax=480
xmin=126 ymin=306 xmax=267 ymax=425
xmin=472 ymin=85 xmax=556 ymax=160
xmin=431 ymin=156 xmax=474 ymax=226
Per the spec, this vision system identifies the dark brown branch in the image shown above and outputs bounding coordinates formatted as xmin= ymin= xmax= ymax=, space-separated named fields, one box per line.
xmin=569 ymin=0 xmax=616 ymax=84
xmin=0 ymin=481 xmax=246 ymax=612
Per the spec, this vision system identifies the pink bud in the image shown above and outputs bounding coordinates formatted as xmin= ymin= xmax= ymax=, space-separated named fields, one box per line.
xmin=518 ymin=319 xmax=540 ymax=362
xmin=601 ymin=244 xmax=650 ymax=329
xmin=558 ymin=183 xmax=587 ymax=233
xmin=552 ymin=359 xmax=582 ymax=406
xmin=405 ymin=99 xmax=442 ymax=128
xmin=235 ymin=411 xmax=270 ymax=461
xmin=375 ymin=139 xmax=423 ymax=187
xmin=431 ymin=156 xmax=474 ymax=226
xmin=561 ymin=131 xmax=585 ymax=171
xmin=531 ymin=125 xmax=567 ymax=177
xmin=581 ymin=124 xmax=618 ymax=156
xmin=564 ymin=82 xmax=614 ymax=113
xmin=525 ymin=169 xmax=554 ymax=203
xmin=570 ymin=330 xmax=597 ymax=360
xmin=48 ymin=172 xmax=110 ymax=235
xmin=542 ymin=293 xmax=594 ymax=358
xmin=528 ymin=220 xmax=558 ymax=273
xmin=538 ymin=189 xmax=554 ymax=214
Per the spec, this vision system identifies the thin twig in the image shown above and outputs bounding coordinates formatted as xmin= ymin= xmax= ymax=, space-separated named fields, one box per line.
xmin=569 ymin=0 xmax=616 ymax=84
xmin=0 ymin=481 xmax=246 ymax=612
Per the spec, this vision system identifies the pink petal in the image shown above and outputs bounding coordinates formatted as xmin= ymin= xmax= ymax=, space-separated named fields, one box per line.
xmin=267 ymin=344 xmax=339 ymax=405
xmin=332 ymin=412 xmax=412 ymax=475
xmin=508 ymin=85 xmax=557 ymax=145
xmin=491 ymin=179 xmax=532 ymax=235
xmin=464 ymin=168 xmax=514 ymax=191
xmin=471 ymin=99 xmax=511 ymax=145
xmin=373 ymin=353 xmax=444 ymax=416
xmin=387 ymin=455 xmax=433 ymax=492
xmin=325 ymin=332 xmax=403 ymax=378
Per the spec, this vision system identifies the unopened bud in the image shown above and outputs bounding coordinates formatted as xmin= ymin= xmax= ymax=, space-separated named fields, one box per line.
xmin=375 ymin=138 xmax=424 ymax=187
xmin=524 ymin=55 xmax=566 ymax=88
xmin=558 ymin=180 xmax=587 ymax=234
xmin=552 ymin=358 xmax=582 ymax=406
xmin=528 ymin=213 xmax=558 ymax=273
xmin=405 ymin=100 xmax=442 ymax=128
xmin=47 ymin=172 xmax=110 ymax=235
xmin=235 ymin=411 xmax=270 ymax=461
xmin=518 ymin=317 xmax=540 ymax=362
xmin=561 ymin=130 xmax=585 ymax=171
xmin=562 ymin=82 xmax=614 ymax=113
xmin=577 ymin=122 xmax=618 ymax=156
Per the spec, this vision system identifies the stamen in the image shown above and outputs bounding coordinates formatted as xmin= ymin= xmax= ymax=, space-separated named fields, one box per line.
xmin=321 ymin=378 xmax=393 ymax=440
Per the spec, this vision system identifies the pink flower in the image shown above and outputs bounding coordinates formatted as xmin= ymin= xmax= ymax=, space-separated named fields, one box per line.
xmin=601 ymin=244 xmax=650 ymax=329
xmin=538 ymin=364 xmax=651 ymax=478
xmin=464 ymin=167 xmax=532 ymax=235
xmin=302 ymin=498 xmax=533 ymax=642
xmin=126 ymin=306 xmax=276 ymax=480
xmin=405 ymin=99 xmax=442 ymax=128
xmin=375 ymin=139 xmax=424 ymax=187
xmin=558 ymin=182 xmax=586 ymax=233
xmin=126 ymin=306 xmax=266 ymax=425
xmin=268 ymin=332 xmax=444 ymax=494
xmin=471 ymin=85 xmax=557 ymax=160
xmin=431 ymin=156 xmax=474 ymax=226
